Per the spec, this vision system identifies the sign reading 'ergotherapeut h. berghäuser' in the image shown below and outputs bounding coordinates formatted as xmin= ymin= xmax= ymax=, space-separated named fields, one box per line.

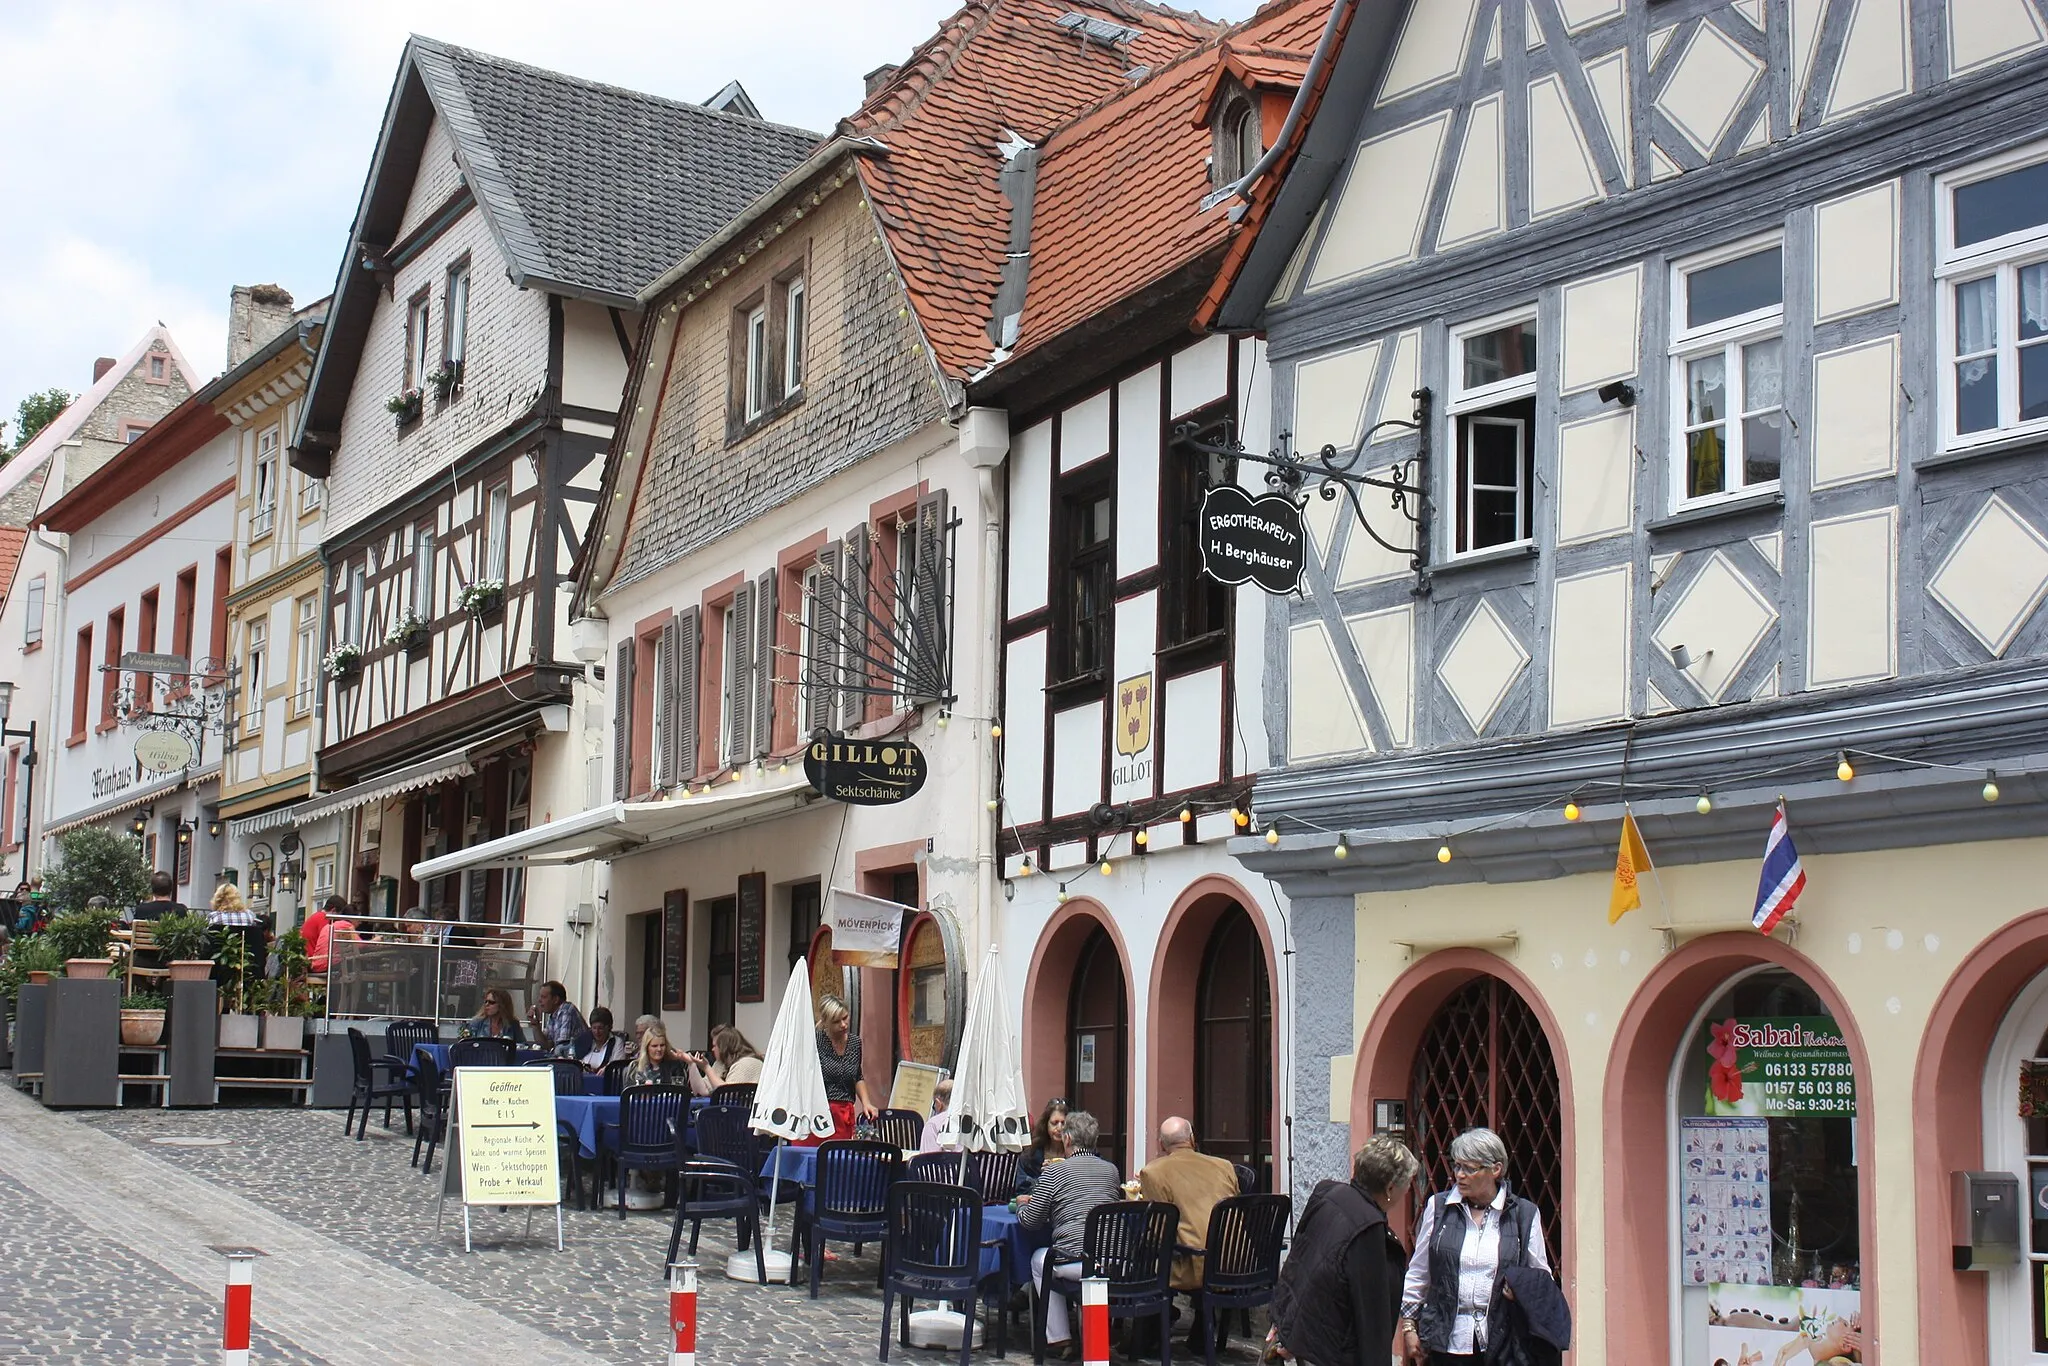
xmin=1198 ymin=484 xmax=1306 ymax=594
xmin=804 ymin=737 xmax=929 ymax=806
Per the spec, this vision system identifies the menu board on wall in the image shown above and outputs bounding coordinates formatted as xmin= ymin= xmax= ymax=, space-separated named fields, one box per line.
xmin=661 ymin=889 xmax=688 ymax=1012
xmin=736 ymin=873 xmax=766 ymax=1003
xmin=1680 ymin=1116 xmax=1772 ymax=1288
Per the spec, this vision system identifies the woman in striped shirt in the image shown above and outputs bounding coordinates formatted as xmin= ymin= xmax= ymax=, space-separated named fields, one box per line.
xmin=1016 ymin=1109 xmax=1123 ymax=1357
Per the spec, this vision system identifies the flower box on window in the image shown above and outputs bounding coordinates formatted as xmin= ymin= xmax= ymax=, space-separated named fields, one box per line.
xmin=322 ymin=643 xmax=362 ymax=681
xmin=386 ymin=609 xmax=430 ymax=655
xmin=460 ymin=579 xmax=505 ymax=619
xmin=385 ymin=387 xmax=424 ymax=428
xmin=427 ymin=359 xmax=463 ymax=404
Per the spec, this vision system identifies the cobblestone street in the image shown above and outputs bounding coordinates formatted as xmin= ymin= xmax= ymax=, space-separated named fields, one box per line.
xmin=0 ymin=1087 xmax=1268 ymax=1364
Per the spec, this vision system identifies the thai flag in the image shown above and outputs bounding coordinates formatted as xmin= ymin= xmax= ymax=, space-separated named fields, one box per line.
xmin=1752 ymin=802 xmax=1806 ymax=933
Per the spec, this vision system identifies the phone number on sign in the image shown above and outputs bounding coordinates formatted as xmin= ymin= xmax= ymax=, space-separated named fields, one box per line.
xmin=1760 ymin=1061 xmax=1855 ymax=1079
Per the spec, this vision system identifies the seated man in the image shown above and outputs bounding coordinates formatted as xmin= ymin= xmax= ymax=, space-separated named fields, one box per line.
xmin=918 ymin=1078 xmax=955 ymax=1153
xmin=129 ymin=870 xmax=185 ymax=923
xmin=1137 ymin=1116 xmax=1241 ymax=1351
xmin=1016 ymin=1108 xmax=1123 ymax=1357
xmin=528 ymin=979 xmax=591 ymax=1058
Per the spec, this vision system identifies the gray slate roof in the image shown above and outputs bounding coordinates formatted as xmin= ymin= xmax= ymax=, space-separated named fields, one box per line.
xmin=411 ymin=38 xmax=822 ymax=304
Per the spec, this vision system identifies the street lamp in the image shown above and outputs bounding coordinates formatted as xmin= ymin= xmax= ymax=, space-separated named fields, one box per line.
xmin=0 ymin=681 xmax=37 ymax=881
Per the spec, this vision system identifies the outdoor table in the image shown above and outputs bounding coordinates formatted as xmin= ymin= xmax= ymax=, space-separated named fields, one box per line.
xmin=413 ymin=1041 xmax=546 ymax=1073
xmin=761 ymin=1144 xmax=819 ymax=1189
xmin=980 ymin=1205 xmax=1046 ymax=1292
xmin=555 ymin=1094 xmax=712 ymax=1159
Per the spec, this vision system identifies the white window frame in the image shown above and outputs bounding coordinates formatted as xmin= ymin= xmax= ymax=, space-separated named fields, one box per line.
xmin=719 ymin=606 xmax=740 ymax=768
xmin=783 ymin=278 xmax=806 ymax=396
xmin=744 ymin=306 xmax=769 ymax=420
xmin=893 ymin=515 xmax=921 ymax=710
xmin=253 ymin=427 xmax=279 ymax=538
xmin=311 ymin=855 xmax=336 ymax=899
xmin=798 ymin=564 xmax=826 ymax=722
xmin=445 ymin=261 xmax=471 ymax=367
xmin=293 ymin=597 xmax=316 ymax=716
xmin=301 ymin=475 xmax=323 ymax=515
xmin=1446 ymin=306 xmax=1541 ymax=558
xmin=1936 ymin=139 xmax=2048 ymax=450
xmin=346 ymin=564 xmax=366 ymax=648
xmin=412 ymin=527 xmax=436 ymax=617
xmin=485 ymin=483 xmax=510 ymax=582
xmin=245 ymin=618 xmax=266 ymax=733
xmin=1667 ymin=233 xmax=1787 ymax=509
xmin=405 ymin=293 xmax=431 ymax=393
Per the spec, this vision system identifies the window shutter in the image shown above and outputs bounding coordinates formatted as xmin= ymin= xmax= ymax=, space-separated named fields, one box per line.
xmin=753 ymin=569 xmax=777 ymax=758
xmin=612 ymin=640 xmax=634 ymax=801
xmin=654 ymin=618 xmax=679 ymax=790
xmin=726 ymin=581 xmax=755 ymax=763
xmin=911 ymin=489 xmax=950 ymax=703
xmin=675 ymin=606 xmax=701 ymax=784
xmin=837 ymin=526 xmax=870 ymax=731
xmin=808 ymin=542 xmax=840 ymax=737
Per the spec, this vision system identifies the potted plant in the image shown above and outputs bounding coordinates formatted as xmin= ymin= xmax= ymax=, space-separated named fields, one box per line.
xmin=323 ymin=642 xmax=362 ymax=681
xmin=426 ymin=358 xmax=463 ymax=403
xmin=459 ymin=578 xmax=505 ymax=619
xmin=45 ymin=908 xmax=118 ymax=977
xmin=4 ymin=935 xmax=63 ymax=987
xmin=385 ymin=386 xmax=423 ymax=427
xmin=151 ymin=911 xmax=218 ymax=982
xmin=251 ymin=976 xmax=300 ymax=1049
xmin=120 ymin=990 xmax=168 ymax=1046
xmin=387 ymin=607 xmax=430 ymax=654
xmin=215 ymin=929 xmax=260 ymax=1049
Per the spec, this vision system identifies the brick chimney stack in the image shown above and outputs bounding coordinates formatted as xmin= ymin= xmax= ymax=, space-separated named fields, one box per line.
xmin=864 ymin=63 xmax=899 ymax=97
xmin=93 ymin=357 xmax=115 ymax=382
xmin=226 ymin=284 xmax=297 ymax=369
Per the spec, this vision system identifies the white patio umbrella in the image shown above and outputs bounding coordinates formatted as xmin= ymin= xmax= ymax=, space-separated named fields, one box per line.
xmin=913 ymin=943 xmax=1029 ymax=1350
xmin=737 ymin=958 xmax=834 ymax=1283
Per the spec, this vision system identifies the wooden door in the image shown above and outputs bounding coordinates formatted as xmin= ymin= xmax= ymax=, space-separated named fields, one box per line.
xmin=1067 ymin=926 xmax=1128 ymax=1167
xmin=1196 ymin=903 xmax=1271 ymax=1185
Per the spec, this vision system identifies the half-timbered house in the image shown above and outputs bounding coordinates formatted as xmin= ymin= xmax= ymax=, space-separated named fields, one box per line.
xmin=287 ymin=38 xmax=815 ymax=1004
xmin=1209 ymin=0 xmax=2048 ymax=1356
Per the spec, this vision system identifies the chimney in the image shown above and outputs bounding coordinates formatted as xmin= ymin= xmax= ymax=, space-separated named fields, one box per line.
xmin=226 ymin=283 xmax=297 ymax=368
xmin=93 ymin=358 xmax=115 ymax=382
xmin=864 ymin=63 xmax=899 ymax=97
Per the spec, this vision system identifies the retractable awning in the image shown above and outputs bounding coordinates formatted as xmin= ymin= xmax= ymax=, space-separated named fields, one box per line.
xmin=408 ymin=774 xmax=818 ymax=880
xmin=295 ymin=751 xmax=475 ymax=824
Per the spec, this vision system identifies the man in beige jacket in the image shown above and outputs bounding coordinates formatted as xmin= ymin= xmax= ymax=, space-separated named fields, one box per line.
xmin=1137 ymin=1115 xmax=1242 ymax=1352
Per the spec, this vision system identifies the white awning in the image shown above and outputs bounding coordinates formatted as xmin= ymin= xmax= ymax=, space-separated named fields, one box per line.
xmin=227 ymin=804 xmax=305 ymax=838
xmin=295 ymin=751 xmax=476 ymax=824
xmin=409 ymin=774 xmax=819 ymax=880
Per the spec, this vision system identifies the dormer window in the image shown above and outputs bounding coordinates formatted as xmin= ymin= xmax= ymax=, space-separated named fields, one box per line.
xmin=1213 ymin=92 xmax=1261 ymax=187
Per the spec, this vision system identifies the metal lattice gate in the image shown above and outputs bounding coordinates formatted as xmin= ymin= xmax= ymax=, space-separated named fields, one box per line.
xmin=1407 ymin=975 xmax=1564 ymax=1260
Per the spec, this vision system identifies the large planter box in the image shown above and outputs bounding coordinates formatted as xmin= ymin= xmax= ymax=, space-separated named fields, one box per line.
xmin=0 ymin=994 xmax=13 ymax=1070
xmin=41 ymin=977 xmax=119 ymax=1108
xmin=166 ymin=980 xmax=218 ymax=1108
xmin=13 ymin=982 xmax=48 ymax=1080
xmin=218 ymin=1014 xmax=261 ymax=1050
xmin=308 ymin=1027 xmax=358 ymax=1109
xmin=260 ymin=1015 xmax=304 ymax=1050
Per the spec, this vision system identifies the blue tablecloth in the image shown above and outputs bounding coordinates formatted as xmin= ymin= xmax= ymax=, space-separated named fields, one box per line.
xmin=761 ymin=1144 xmax=819 ymax=1188
xmin=982 ymin=1205 xmax=1048 ymax=1290
xmin=413 ymin=1041 xmax=547 ymax=1073
xmin=553 ymin=1094 xmax=712 ymax=1159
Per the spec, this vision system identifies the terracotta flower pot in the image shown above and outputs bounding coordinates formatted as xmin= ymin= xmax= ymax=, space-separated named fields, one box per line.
xmin=64 ymin=958 xmax=114 ymax=978
xmin=25 ymin=971 xmax=51 ymax=985
xmin=120 ymin=1009 xmax=166 ymax=1047
xmin=167 ymin=960 xmax=215 ymax=982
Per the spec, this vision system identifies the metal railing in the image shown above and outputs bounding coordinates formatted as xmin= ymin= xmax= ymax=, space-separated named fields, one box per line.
xmin=322 ymin=920 xmax=555 ymax=1024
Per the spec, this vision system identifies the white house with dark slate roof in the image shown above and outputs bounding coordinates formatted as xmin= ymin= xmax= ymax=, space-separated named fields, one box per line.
xmin=287 ymin=36 xmax=816 ymax=1017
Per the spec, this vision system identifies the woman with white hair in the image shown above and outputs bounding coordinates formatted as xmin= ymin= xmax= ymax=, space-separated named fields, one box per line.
xmin=1397 ymin=1127 xmax=1551 ymax=1364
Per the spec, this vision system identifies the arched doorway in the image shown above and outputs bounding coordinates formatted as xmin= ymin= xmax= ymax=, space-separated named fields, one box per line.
xmin=1408 ymin=974 xmax=1564 ymax=1258
xmin=1069 ymin=925 xmax=1128 ymax=1163
xmin=1196 ymin=903 xmax=1272 ymax=1182
xmin=1984 ymin=966 xmax=2048 ymax=1363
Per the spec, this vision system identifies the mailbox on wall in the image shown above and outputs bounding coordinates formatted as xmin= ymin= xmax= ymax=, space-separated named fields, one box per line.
xmin=1953 ymin=1170 xmax=2022 ymax=1270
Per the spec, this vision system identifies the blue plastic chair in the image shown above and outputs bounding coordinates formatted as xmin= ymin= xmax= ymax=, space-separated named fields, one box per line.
xmin=605 ymin=1084 xmax=691 ymax=1219
xmin=344 ymin=1028 xmax=414 ymax=1140
xmin=879 ymin=1181 xmax=998 ymax=1366
xmin=803 ymin=1139 xmax=903 ymax=1298
xmin=666 ymin=1106 xmax=768 ymax=1279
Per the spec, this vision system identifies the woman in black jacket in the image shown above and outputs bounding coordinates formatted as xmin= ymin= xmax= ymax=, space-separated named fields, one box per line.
xmin=1014 ymin=1097 xmax=1070 ymax=1194
xmin=1271 ymin=1135 xmax=1419 ymax=1366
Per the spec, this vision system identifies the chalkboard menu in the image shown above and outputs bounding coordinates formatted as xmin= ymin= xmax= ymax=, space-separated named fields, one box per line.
xmin=662 ymin=890 xmax=688 ymax=1012
xmin=736 ymin=872 xmax=766 ymax=1003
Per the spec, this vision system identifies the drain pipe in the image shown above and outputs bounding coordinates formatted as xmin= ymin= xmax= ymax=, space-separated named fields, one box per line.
xmin=1204 ymin=0 xmax=1355 ymax=212
xmin=958 ymin=409 xmax=1009 ymax=958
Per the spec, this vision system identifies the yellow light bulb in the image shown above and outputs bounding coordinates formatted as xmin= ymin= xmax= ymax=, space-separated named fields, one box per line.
xmin=1333 ymin=842 xmax=1349 ymax=859
xmin=1233 ymin=809 xmax=1250 ymax=828
xmin=1437 ymin=845 xmax=1452 ymax=864
xmin=1984 ymin=780 xmax=2001 ymax=803
xmin=986 ymin=799 xmax=999 ymax=811
xmin=1099 ymin=860 xmax=1113 ymax=876
xmin=1135 ymin=830 xmax=1148 ymax=847
xmin=1179 ymin=808 xmax=1193 ymax=823
xmin=1836 ymin=756 xmax=1854 ymax=782
xmin=1017 ymin=859 xmax=1032 ymax=878
xmin=936 ymin=713 xmax=949 ymax=729
xmin=990 ymin=723 xmax=1002 ymax=739
xmin=1056 ymin=890 xmax=1068 ymax=904
xmin=1696 ymin=794 xmax=1713 ymax=815
xmin=1265 ymin=827 xmax=1280 ymax=846
xmin=1562 ymin=802 xmax=1580 ymax=822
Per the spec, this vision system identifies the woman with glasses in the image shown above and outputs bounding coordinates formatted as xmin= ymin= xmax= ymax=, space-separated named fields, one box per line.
xmin=1397 ymin=1127 xmax=1553 ymax=1364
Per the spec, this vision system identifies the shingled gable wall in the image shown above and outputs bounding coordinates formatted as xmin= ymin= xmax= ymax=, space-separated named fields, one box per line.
xmin=610 ymin=173 xmax=945 ymax=589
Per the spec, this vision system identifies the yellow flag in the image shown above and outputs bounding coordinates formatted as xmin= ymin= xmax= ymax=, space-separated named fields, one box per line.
xmin=1609 ymin=813 xmax=1653 ymax=923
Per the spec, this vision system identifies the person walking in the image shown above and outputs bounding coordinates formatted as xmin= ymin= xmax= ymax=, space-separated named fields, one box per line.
xmin=1397 ymin=1127 xmax=1555 ymax=1365
xmin=1271 ymin=1134 xmax=1419 ymax=1366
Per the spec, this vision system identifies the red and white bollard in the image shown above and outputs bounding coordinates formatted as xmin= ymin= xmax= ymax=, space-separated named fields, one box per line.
xmin=668 ymin=1259 xmax=699 ymax=1366
xmin=1080 ymin=1276 xmax=1109 ymax=1366
xmin=221 ymin=1252 xmax=254 ymax=1366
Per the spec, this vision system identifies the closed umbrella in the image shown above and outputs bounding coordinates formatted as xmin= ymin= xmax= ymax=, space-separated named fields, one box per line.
xmin=738 ymin=958 xmax=834 ymax=1282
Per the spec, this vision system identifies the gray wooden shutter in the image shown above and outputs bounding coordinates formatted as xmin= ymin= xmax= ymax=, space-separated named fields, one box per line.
xmin=836 ymin=526 xmax=870 ymax=731
xmin=726 ymin=581 xmax=755 ymax=764
xmin=654 ymin=617 xmax=679 ymax=790
xmin=808 ymin=542 xmax=840 ymax=737
xmin=911 ymin=489 xmax=950 ymax=703
xmin=612 ymin=639 xmax=634 ymax=801
xmin=752 ymin=569 xmax=777 ymax=758
xmin=675 ymin=606 xmax=701 ymax=784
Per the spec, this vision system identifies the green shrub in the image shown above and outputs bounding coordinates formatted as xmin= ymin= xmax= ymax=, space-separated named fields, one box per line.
xmin=150 ymin=911 xmax=216 ymax=963
xmin=44 ymin=908 xmax=118 ymax=962
xmin=0 ymin=935 xmax=62 ymax=996
xmin=43 ymin=827 xmax=151 ymax=915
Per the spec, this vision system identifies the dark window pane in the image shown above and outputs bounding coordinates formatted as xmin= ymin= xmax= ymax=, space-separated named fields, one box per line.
xmin=1462 ymin=321 xmax=1537 ymax=390
xmin=1471 ymin=489 xmax=1519 ymax=548
xmin=1470 ymin=420 xmax=1521 ymax=486
xmin=1687 ymin=426 xmax=1727 ymax=498
xmin=2022 ymin=344 xmax=2048 ymax=422
xmin=1954 ymin=160 xmax=2048 ymax=248
xmin=1957 ymin=359 xmax=2000 ymax=433
xmin=1686 ymin=247 xmax=1783 ymax=329
xmin=1742 ymin=414 xmax=1783 ymax=485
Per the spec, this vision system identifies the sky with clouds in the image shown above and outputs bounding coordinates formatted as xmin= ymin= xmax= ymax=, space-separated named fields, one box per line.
xmin=0 ymin=0 xmax=1264 ymax=422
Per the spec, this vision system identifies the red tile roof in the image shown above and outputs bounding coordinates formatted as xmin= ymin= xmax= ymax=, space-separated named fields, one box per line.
xmin=1000 ymin=0 xmax=1328 ymax=368
xmin=0 ymin=526 xmax=25 ymax=607
xmin=846 ymin=0 xmax=1227 ymax=382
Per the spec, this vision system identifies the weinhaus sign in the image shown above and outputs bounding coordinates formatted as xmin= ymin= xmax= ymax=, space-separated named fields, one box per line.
xmin=1198 ymin=485 xmax=1306 ymax=594
xmin=805 ymin=737 xmax=929 ymax=806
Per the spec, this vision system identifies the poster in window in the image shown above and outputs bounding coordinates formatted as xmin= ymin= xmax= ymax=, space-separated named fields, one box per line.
xmin=1704 ymin=1284 xmax=1862 ymax=1364
xmin=1705 ymin=1016 xmax=1856 ymax=1116
xmin=661 ymin=889 xmax=688 ymax=1012
xmin=735 ymin=872 xmax=765 ymax=1003
xmin=1076 ymin=1032 xmax=1097 ymax=1084
xmin=1679 ymin=1117 xmax=1772 ymax=1288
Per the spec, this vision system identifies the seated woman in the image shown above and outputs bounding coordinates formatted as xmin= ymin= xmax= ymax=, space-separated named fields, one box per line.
xmin=459 ymin=987 xmax=526 ymax=1041
xmin=685 ymin=1023 xmax=764 ymax=1095
xmin=580 ymin=1006 xmax=631 ymax=1072
xmin=1015 ymin=1097 xmax=1070 ymax=1194
xmin=624 ymin=1023 xmax=689 ymax=1088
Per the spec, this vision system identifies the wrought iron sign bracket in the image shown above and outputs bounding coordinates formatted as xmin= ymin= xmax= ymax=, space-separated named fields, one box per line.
xmin=102 ymin=658 xmax=241 ymax=755
xmin=1177 ymin=388 xmax=1436 ymax=596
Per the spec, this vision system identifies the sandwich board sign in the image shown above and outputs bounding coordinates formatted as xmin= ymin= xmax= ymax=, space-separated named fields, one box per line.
xmin=444 ymin=1066 xmax=563 ymax=1251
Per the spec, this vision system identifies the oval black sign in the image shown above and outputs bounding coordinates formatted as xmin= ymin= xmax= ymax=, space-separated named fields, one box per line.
xmin=804 ymin=737 xmax=930 ymax=806
xmin=1198 ymin=484 xmax=1306 ymax=595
